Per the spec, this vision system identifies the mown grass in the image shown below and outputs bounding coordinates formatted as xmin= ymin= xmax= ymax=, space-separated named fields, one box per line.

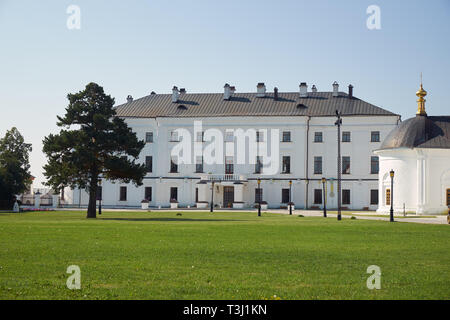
xmin=0 ymin=210 xmax=448 ymax=300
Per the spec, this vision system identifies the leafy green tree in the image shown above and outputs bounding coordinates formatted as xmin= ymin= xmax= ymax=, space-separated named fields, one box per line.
xmin=43 ymin=83 xmax=146 ymax=218
xmin=0 ymin=127 xmax=32 ymax=209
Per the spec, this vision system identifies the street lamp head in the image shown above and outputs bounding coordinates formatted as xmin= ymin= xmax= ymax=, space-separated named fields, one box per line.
xmin=321 ymin=177 xmax=326 ymax=183
xmin=257 ymin=179 xmax=261 ymax=185
xmin=289 ymin=180 xmax=292 ymax=186
xmin=390 ymin=169 xmax=394 ymax=178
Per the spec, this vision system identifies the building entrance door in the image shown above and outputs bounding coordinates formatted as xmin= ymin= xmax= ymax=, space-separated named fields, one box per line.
xmin=223 ymin=186 xmax=234 ymax=208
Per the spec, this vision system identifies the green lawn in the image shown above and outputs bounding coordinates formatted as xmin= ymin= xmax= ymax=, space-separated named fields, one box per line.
xmin=0 ymin=210 xmax=449 ymax=300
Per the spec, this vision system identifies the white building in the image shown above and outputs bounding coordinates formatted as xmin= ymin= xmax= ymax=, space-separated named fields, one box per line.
xmin=376 ymin=84 xmax=450 ymax=215
xmin=69 ymin=82 xmax=400 ymax=210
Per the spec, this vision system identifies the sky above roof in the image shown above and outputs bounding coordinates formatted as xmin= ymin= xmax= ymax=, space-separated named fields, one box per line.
xmin=0 ymin=0 xmax=449 ymax=187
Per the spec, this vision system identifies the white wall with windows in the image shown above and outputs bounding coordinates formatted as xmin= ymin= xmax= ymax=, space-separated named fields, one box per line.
xmin=68 ymin=115 xmax=399 ymax=210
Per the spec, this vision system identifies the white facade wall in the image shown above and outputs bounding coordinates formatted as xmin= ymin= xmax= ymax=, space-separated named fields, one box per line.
xmin=376 ymin=148 xmax=450 ymax=215
xmin=69 ymin=115 xmax=399 ymax=209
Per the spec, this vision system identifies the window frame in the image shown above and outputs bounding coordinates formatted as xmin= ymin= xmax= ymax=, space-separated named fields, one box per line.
xmin=282 ymin=156 xmax=291 ymax=174
xmin=314 ymin=132 xmax=323 ymax=143
xmin=144 ymin=187 xmax=152 ymax=201
xmin=342 ymin=131 xmax=351 ymax=143
xmin=371 ymin=131 xmax=380 ymax=142
xmin=170 ymin=156 xmax=178 ymax=173
xmin=119 ymin=186 xmax=127 ymax=201
xmin=342 ymin=189 xmax=351 ymax=205
xmin=314 ymin=156 xmax=323 ymax=175
xmin=314 ymin=189 xmax=322 ymax=204
xmin=225 ymin=156 xmax=234 ymax=174
xmin=370 ymin=156 xmax=379 ymax=174
xmin=145 ymin=156 xmax=153 ymax=173
xmin=342 ymin=156 xmax=351 ymax=174
xmin=282 ymin=131 xmax=291 ymax=142
xmin=370 ymin=189 xmax=378 ymax=205
xmin=281 ymin=188 xmax=290 ymax=203
xmin=170 ymin=187 xmax=178 ymax=202
xmin=145 ymin=132 xmax=153 ymax=143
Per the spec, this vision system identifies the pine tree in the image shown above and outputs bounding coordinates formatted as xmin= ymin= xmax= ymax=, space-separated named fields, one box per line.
xmin=43 ymin=83 xmax=146 ymax=218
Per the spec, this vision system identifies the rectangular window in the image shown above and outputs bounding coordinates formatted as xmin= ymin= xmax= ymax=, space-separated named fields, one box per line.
xmin=342 ymin=131 xmax=351 ymax=142
xmin=282 ymin=131 xmax=291 ymax=142
xmin=371 ymin=131 xmax=380 ymax=142
xmin=255 ymin=188 xmax=263 ymax=203
xmin=314 ymin=156 xmax=322 ymax=174
xmin=170 ymin=187 xmax=178 ymax=201
xmin=145 ymin=132 xmax=153 ymax=143
xmin=256 ymin=131 xmax=264 ymax=142
xmin=225 ymin=156 xmax=234 ymax=174
xmin=195 ymin=156 xmax=203 ymax=173
xmin=370 ymin=189 xmax=378 ymax=205
xmin=255 ymin=156 xmax=263 ymax=173
xmin=371 ymin=156 xmax=379 ymax=174
xmin=447 ymin=189 xmax=450 ymax=206
xmin=170 ymin=131 xmax=179 ymax=142
xmin=314 ymin=189 xmax=322 ymax=204
xmin=195 ymin=188 xmax=198 ymax=203
xmin=342 ymin=189 xmax=350 ymax=205
xmin=170 ymin=157 xmax=178 ymax=173
xmin=119 ymin=186 xmax=127 ymax=201
xmin=386 ymin=189 xmax=391 ymax=206
xmin=196 ymin=131 xmax=204 ymax=142
xmin=225 ymin=131 xmax=234 ymax=142
xmin=282 ymin=156 xmax=291 ymax=173
xmin=145 ymin=156 xmax=152 ymax=172
xmin=314 ymin=132 xmax=323 ymax=143
xmin=145 ymin=187 xmax=152 ymax=201
xmin=342 ymin=156 xmax=350 ymax=174
xmin=282 ymin=189 xmax=290 ymax=203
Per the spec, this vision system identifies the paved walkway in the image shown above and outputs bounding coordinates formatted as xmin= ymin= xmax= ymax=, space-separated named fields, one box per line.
xmin=272 ymin=209 xmax=448 ymax=225
xmin=59 ymin=207 xmax=449 ymax=225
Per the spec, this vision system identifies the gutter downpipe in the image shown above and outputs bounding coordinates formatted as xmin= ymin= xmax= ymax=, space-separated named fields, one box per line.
xmin=305 ymin=116 xmax=311 ymax=209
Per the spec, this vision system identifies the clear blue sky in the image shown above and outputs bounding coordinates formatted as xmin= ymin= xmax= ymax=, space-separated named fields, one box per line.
xmin=0 ymin=0 xmax=449 ymax=187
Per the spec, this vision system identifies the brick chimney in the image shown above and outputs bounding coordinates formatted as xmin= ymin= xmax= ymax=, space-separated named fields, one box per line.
xmin=348 ymin=84 xmax=353 ymax=98
xmin=127 ymin=95 xmax=133 ymax=103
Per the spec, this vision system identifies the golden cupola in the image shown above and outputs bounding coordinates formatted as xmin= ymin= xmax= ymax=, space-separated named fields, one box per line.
xmin=416 ymin=82 xmax=427 ymax=116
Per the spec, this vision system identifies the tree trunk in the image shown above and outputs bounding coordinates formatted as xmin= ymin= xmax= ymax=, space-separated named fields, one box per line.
xmin=86 ymin=174 xmax=98 ymax=219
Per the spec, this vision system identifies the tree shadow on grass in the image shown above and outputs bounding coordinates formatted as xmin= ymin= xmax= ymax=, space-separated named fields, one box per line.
xmin=99 ymin=217 xmax=245 ymax=222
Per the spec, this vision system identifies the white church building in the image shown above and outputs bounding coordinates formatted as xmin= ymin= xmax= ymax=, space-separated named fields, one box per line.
xmin=65 ymin=81 xmax=403 ymax=210
xmin=376 ymin=84 xmax=450 ymax=215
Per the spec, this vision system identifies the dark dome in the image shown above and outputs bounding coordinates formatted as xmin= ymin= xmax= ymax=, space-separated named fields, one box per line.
xmin=379 ymin=115 xmax=450 ymax=150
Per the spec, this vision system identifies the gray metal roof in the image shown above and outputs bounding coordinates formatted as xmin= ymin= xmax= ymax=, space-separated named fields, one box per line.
xmin=115 ymin=91 xmax=397 ymax=118
xmin=379 ymin=115 xmax=450 ymax=150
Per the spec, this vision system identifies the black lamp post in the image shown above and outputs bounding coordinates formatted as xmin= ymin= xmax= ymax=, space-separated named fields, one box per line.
xmin=335 ymin=110 xmax=342 ymax=221
xmin=257 ymin=178 xmax=261 ymax=217
xmin=289 ymin=180 xmax=293 ymax=215
xmin=390 ymin=169 xmax=394 ymax=222
xmin=322 ymin=177 xmax=327 ymax=217
xmin=97 ymin=178 xmax=102 ymax=215
xmin=210 ymin=181 xmax=215 ymax=213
